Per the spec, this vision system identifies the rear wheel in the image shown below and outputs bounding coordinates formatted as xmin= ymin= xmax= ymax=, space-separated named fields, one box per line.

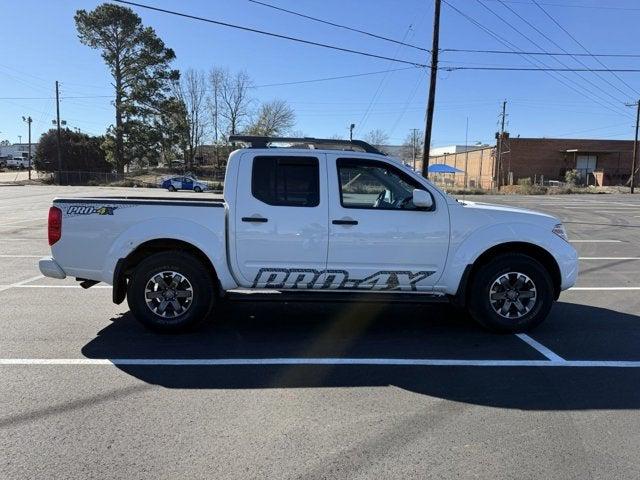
xmin=127 ymin=251 xmax=215 ymax=332
xmin=468 ymin=253 xmax=554 ymax=333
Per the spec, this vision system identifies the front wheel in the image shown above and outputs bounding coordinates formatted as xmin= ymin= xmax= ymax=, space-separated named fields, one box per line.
xmin=127 ymin=251 xmax=215 ymax=332
xmin=468 ymin=253 xmax=554 ymax=333
xmin=193 ymin=186 xmax=202 ymax=193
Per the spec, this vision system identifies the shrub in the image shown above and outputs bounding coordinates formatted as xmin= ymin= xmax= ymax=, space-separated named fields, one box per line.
xmin=517 ymin=177 xmax=532 ymax=186
xmin=565 ymin=169 xmax=579 ymax=186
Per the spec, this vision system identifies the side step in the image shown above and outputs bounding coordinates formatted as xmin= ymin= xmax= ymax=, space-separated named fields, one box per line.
xmin=225 ymin=289 xmax=450 ymax=304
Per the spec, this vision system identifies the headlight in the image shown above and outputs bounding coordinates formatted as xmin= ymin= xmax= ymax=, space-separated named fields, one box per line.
xmin=552 ymin=223 xmax=569 ymax=242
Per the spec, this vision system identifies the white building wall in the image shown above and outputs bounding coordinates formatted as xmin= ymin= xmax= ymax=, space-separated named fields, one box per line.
xmin=0 ymin=143 xmax=33 ymax=159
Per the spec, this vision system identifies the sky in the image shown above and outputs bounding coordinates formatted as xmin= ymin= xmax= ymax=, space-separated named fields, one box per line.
xmin=2 ymin=0 xmax=640 ymax=149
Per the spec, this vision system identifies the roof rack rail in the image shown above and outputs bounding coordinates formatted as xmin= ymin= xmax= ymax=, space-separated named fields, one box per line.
xmin=228 ymin=135 xmax=386 ymax=155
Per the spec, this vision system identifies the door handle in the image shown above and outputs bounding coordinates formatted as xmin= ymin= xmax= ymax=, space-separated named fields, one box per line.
xmin=242 ymin=216 xmax=268 ymax=223
xmin=332 ymin=219 xmax=358 ymax=225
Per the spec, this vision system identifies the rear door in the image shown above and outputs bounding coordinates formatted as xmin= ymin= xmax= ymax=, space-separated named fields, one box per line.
xmin=233 ymin=152 xmax=328 ymax=288
xmin=325 ymin=155 xmax=449 ymax=291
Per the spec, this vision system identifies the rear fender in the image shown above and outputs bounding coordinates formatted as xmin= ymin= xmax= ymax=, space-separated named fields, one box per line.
xmin=101 ymin=217 xmax=236 ymax=290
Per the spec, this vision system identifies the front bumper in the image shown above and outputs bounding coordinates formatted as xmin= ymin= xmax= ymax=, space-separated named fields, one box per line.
xmin=38 ymin=256 xmax=66 ymax=279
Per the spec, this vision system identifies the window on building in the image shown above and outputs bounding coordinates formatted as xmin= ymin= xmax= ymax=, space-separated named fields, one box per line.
xmin=251 ymin=156 xmax=320 ymax=207
xmin=576 ymin=154 xmax=597 ymax=180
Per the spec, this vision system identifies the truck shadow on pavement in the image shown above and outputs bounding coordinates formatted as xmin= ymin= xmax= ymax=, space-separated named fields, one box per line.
xmin=81 ymin=300 xmax=640 ymax=410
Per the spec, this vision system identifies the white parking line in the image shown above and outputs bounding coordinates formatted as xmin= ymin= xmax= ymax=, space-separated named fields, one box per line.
xmin=563 ymin=206 xmax=640 ymax=209
xmin=0 ymin=255 xmax=43 ymax=258
xmin=1 ymin=357 xmax=640 ymax=367
xmin=0 ymin=275 xmax=44 ymax=294
xmin=570 ymin=239 xmax=622 ymax=243
xmin=569 ymin=287 xmax=640 ymax=291
xmin=579 ymin=257 xmax=640 ymax=260
xmin=515 ymin=334 xmax=565 ymax=362
xmin=14 ymin=285 xmax=111 ymax=289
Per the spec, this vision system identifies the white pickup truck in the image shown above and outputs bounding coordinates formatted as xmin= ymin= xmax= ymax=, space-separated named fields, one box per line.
xmin=39 ymin=136 xmax=578 ymax=333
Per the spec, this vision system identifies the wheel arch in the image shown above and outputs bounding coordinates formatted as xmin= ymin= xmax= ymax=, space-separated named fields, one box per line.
xmin=113 ymin=238 xmax=220 ymax=304
xmin=453 ymin=241 xmax=561 ymax=307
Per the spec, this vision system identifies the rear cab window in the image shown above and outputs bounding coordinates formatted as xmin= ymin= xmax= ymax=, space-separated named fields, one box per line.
xmin=251 ymin=156 xmax=320 ymax=207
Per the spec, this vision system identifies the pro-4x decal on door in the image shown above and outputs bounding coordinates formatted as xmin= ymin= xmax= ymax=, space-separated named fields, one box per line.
xmin=252 ymin=268 xmax=435 ymax=291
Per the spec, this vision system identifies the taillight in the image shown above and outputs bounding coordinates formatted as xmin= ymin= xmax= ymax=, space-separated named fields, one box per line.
xmin=48 ymin=206 xmax=62 ymax=246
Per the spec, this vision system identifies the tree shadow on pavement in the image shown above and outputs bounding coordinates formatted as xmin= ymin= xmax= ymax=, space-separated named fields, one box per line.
xmin=81 ymin=300 xmax=640 ymax=410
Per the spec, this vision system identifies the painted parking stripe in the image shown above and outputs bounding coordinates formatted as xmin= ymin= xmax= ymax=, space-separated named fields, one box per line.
xmin=570 ymin=239 xmax=622 ymax=243
xmin=2 ymin=357 xmax=640 ymax=367
xmin=0 ymin=255 xmax=44 ymax=258
xmin=579 ymin=257 xmax=640 ymax=260
xmin=0 ymin=275 xmax=44 ymax=294
xmin=569 ymin=287 xmax=640 ymax=291
xmin=13 ymin=285 xmax=111 ymax=289
xmin=515 ymin=334 xmax=565 ymax=362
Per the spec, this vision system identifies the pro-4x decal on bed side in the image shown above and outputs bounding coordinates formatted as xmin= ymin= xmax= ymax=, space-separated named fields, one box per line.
xmin=251 ymin=268 xmax=435 ymax=291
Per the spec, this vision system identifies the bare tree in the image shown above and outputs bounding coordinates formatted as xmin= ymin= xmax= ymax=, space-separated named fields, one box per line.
xmin=246 ymin=99 xmax=295 ymax=136
xmin=401 ymin=129 xmax=423 ymax=168
xmin=218 ymin=70 xmax=253 ymax=139
xmin=174 ymin=69 xmax=208 ymax=169
xmin=364 ymin=129 xmax=389 ymax=148
xmin=208 ymin=68 xmax=224 ymax=164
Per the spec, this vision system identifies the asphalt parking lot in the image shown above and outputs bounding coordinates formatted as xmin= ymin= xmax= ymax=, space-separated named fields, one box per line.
xmin=2 ymin=185 xmax=640 ymax=479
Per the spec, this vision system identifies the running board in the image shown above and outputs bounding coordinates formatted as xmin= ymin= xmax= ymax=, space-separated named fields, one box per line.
xmin=225 ymin=289 xmax=450 ymax=304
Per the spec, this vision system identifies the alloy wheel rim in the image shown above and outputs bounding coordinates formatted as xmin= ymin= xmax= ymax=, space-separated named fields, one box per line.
xmin=489 ymin=272 xmax=537 ymax=319
xmin=144 ymin=271 xmax=194 ymax=318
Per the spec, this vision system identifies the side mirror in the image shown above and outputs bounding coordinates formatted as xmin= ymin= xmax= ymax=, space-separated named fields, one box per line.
xmin=412 ymin=189 xmax=433 ymax=209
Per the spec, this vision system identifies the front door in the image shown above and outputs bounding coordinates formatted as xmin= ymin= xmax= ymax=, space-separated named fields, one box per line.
xmin=326 ymin=155 xmax=450 ymax=291
xmin=234 ymin=153 xmax=328 ymax=288
xmin=182 ymin=177 xmax=194 ymax=190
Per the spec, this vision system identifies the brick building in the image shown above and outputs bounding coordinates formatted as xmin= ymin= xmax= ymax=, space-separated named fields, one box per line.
xmin=421 ymin=138 xmax=636 ymax=189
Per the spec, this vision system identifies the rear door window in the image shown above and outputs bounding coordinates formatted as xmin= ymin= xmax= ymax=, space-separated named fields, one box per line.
xmin=251 ymin=156 xmax=320 ymax=207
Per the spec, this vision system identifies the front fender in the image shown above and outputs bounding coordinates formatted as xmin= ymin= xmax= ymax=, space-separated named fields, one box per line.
xmin=100 ymin=217 xmax=235 ymax=289
xmin=438 ymin=222 xmax=578 ymax=295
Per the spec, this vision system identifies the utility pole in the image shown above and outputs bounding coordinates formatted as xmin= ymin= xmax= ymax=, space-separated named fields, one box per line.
xmin=22 ymin=116 xmax=32 ymax=180
xmin=55 ymin=81 xmax=62 ymax=185
xmin=496 ymin=100 xmax=507 ymax=189
xmin=627 ymin=100 xmax=640 ymax=194
xmin=410 ymin=128 xmax=420 ymax=170
xmin=349 ymin=123 xmax=355 ymax=141
xmin=421 ymin=0 xmax=441 ymax=179
xmin=464 ymin=117 xmax=469 ymax=188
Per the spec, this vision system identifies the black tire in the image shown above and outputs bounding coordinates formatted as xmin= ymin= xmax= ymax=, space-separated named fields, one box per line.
xmin=468 ymin=253 xmax=554 ymax=333
xmin=168 ymin=185 xmax=177 ymax=192
xmin=193 ymin=186 xmax=202 ymax=193
xmin=127 ymin=251 xmax=215 ymax=332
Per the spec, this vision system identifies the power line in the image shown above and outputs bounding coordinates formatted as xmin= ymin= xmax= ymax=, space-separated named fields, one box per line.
xmin=531 ymin=0 xmax=640 ymax=97
xmin=358 ymin=21 xmax=420 ymax=131
xmin=251 ymin=67 xmax=423 ymax=88
xmin=113 ymin=0 xmax=427 ymax=67
xmin=0 ymin=95 xmax=113 ymax=100
xmin=476 ymin=0 xmax=627 ymax=106
xmin=487 ymin=0 xmax=640 ymax=11
xmin=445 ymin=67 xmax=640 ymax=72
xmin=443 ymin=48 xmax=640 ymax=58
xmin=442 ymin=0 xmax=633 ymax=119
xmin=493 ymin=0 xmax=632 ymax=102
xmin=247 ymin=0 xmax=429 ymax=53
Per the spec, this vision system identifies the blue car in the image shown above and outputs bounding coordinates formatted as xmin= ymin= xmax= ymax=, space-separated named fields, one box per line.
xmin=160 ymin=175 xmax=208 ymax=192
